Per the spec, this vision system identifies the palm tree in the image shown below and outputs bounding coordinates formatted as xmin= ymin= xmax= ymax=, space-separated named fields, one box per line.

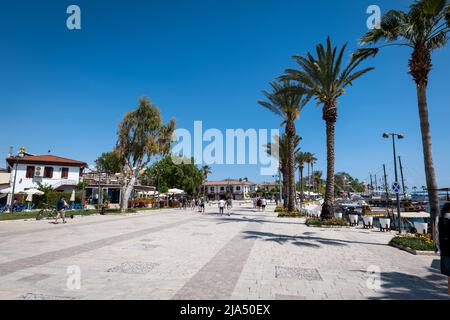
xmin=310 ymin=154 xmax=318 ymax=193
xmin=281 ymin=37 xmax=375 ymax=219
xmin=201 ymin=165 xmax=212 ymax=197
xmin=296 ymin=152 xmax=309 ymax=206
xmin=266 ymin=134 xmax=302 ymax=208
xmin=361 ymin=0 xmax=450 ymax=234
xmin=258 ymin=80 xmax=310 ymax=212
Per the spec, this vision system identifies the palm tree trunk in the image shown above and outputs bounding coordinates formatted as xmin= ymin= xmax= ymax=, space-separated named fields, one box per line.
xmin=311 ymin=162 xmax=315 ymax=194
xmin=299 ymin=166 xmax=304 ymax=207
xmin=417 ymin=83 xmax=440 ymax=238
xmin=286 ymin=121 xmax=297 ymax=212
xmin=322 ymin=120 xmax=335 ymax=219
xmin=282 ymin=167 xmax=288 ymax=208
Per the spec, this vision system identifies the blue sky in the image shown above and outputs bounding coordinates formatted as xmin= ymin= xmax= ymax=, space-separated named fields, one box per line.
xmin=1 ymin=0 xmax=449 ymax=188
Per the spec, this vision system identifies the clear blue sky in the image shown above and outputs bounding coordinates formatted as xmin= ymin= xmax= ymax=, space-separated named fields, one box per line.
xmin=1 ymin=0 xmax=449 ymax=188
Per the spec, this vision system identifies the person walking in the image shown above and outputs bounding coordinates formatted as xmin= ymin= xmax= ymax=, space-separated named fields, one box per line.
xmin=261 ymin=197 xmax=267 ymax=212
xmin=200 ymin=198 xmax=206 ymax=213
xmin=55 ymin=196 xmax=68 ymax=224
xmin=226 ymin=198 xmax=232 ymax=216
xmin=219 ymin=199 xmax=225 ymax=216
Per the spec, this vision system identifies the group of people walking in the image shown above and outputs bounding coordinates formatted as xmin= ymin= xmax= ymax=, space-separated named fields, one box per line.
xmin=253 ymin=197 xmax=268 ymax=212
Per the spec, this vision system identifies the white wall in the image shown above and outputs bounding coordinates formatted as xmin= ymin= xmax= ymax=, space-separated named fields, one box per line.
xmin=9 ymin=163 xmax=81 ymax=193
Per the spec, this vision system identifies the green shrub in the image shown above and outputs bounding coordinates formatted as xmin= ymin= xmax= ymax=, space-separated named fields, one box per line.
xmin=306 ymin=217 xmax=349 ymax=227
xmin=390 ymin=234 xmax=435 ymax=251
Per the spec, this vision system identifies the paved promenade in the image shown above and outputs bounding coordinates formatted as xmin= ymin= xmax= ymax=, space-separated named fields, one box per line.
xmin=0 ymin=204 xmax=448 ymax=300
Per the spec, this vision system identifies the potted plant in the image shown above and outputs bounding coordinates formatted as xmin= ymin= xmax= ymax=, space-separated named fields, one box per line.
xmin=348 ymin=208 xmax=359 ymax=226
xmin=361 ymin=206 xmax=373 ymax=229
xmin=414 ymin=221 xmax=428 ymax=234
xmin=379 ymin=210 xmax=391 ymax=232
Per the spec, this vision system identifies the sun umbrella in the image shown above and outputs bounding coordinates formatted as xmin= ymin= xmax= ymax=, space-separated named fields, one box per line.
xmin=0 ymin=187 xmax=13 ymax=194
xmin=23 ymin=189 xmax=44 ymax=196
xmin=70 ymin=190 xmax=76 ymax=202
xmin=168 ymin=188 xmax=184 ymax=194
xmin=26 ymin=193 xmax=33 ymax=202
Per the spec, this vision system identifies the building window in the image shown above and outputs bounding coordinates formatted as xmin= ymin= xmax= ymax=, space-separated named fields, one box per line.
xmin=44 ymin=167 xmax=54 ymax=179
xmin=26 ymin=166 xmax=35 ymax=178
xmin=220 ymin=187 xmax=225 ymax=191
xmin=236 ymin=186 xmax=241 ymax=191
xmin=61 ymin=168 xmax=69 ymax=179
xmin=210 ymin=187 xmax=215 ymax=192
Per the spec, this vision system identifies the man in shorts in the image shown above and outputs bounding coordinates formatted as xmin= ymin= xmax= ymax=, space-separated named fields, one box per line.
xmin=55 ymin=196 xmax=68 ymax=224
xmin=218 ymin=199 xmax=225 ymax=216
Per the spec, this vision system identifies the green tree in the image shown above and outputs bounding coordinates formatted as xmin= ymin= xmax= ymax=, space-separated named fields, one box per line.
xmin=95 ymin=151 xmax=123 ymax=175
xmin=145 ymin=156 xmax=205 ymax=196
xmin=116 ymin=97 xmax=175 ymax=212
xmin=361 ymin=0 xmax=450 ymax=235
xmin=282 ymin=37 xmax=375 ymax=219
xmin=258 ymin=81 xmax=310 ymax=212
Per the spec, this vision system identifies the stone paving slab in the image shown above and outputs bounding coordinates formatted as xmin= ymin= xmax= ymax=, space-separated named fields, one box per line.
xmin=0 ymin=205 xmax=448 ymax=300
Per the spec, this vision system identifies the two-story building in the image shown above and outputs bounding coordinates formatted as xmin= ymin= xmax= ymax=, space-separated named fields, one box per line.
xmin=204 ymin=179 xmax=257 ymax=200
xmin=5 ymin=154 xmax=87 ymax=203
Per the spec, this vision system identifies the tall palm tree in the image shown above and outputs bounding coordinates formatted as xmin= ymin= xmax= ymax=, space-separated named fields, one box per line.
xmin=296 ymin=152 xmax=309 ymax=205
xmin=281 ymin=37 xmax=375 ymax=219
xmin=361 ymin=0 xmax=450 ymax=234
xmin=266 ymin=134 xmax=302 ymax=208
xmin=201 ymin=165 xmax=212 ymax=197
xmin=309 ymin=153 xmax=318 ymax=193
xmin=259 ymin=81 xmax=310 ymax=212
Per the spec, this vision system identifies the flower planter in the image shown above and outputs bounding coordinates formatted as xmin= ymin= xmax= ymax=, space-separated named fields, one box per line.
xmin=334 ymin=212 xmax=343 ymax=219
xmin=379 ymin=218 xmax=391 ymax=232
xmin=414 ymin=222 xmax=428 ymax=234
xmin=348 ymin=214 xmax=359 ymax=226
xmin=362 ymin=216 xmax=374 ymax=229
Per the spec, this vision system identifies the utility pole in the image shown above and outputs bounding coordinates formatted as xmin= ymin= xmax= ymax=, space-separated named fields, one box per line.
xmin=370 ymin=174 xmax=374 ymax=194
xmin=399 ymin=156 xmax=407 ymax=199
xmin=383 ymin=164 xmax=389 ymax=217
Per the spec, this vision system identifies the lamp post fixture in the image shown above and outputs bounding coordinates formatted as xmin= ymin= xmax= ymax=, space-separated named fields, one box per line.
xmin=10 ymin=147 xmax=26 ymax=213
xmin=383 ymin=133 xmax=404 ymax=234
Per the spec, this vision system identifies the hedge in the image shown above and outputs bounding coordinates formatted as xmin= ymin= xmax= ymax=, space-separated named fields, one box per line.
xmin=33 ymin=191 xmax=83 ymax=208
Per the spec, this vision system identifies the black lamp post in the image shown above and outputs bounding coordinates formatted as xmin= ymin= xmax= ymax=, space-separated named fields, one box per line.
xmin=383 ymin=133 xmax=404 ymax=233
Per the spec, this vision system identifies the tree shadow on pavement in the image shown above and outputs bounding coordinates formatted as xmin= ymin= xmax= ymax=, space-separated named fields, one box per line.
xmin=376 ymin=267 xmax=449 ymax=300
xmin=242 ymin=230 xmax=391 ymax=248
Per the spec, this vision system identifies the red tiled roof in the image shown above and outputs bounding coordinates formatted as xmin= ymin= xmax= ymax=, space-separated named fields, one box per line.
xmin=6 ymin=155 xmax=87 ymax=168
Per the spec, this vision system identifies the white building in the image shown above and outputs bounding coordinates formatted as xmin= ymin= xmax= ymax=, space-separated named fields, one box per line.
xmin=6 ymin=154 xmax=87 ymax=202
xmin=204 ymin=179 xmax=257 ymax=200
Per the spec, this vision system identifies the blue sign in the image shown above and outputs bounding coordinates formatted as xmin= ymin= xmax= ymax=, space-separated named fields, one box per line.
xmin=392 ymin=182 xmax=401 ymax=194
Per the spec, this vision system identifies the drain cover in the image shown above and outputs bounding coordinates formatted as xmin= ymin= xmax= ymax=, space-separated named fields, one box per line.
xmin=107 ymin=262 xmax=158 ymax=274
xmin=275 ymin=266 xmax=323 ymax=281
xmin=22 ymin=293 xmax=76 ymax=300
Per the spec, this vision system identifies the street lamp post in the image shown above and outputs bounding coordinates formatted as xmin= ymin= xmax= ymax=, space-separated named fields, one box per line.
xmin=383 ymin=133 xmax=404 ymax=233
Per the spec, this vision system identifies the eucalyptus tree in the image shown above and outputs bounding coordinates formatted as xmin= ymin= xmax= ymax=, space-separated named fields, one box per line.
xmin=281 ymin=37 xmax=375 ymax=219
xmin=361 ymin=0 xmax=450 ymax=232
xmin=116 ymin=97 xmax=175 ymax=212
